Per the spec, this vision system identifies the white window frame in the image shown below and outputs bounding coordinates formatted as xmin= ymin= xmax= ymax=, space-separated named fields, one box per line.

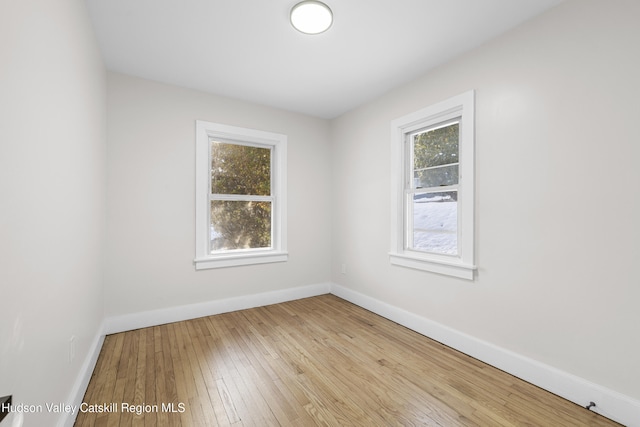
xmin=390 ymin=91 xmax=475 ymax=280
xmin=194 ymin=120 xmax=287 ymax=270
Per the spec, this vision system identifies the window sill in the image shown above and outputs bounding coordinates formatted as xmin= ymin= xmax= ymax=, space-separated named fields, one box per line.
xmin=389 ymin=252 xmax=475 ymax=280
xmin=194 ymin=251 xmax=288 ymax=270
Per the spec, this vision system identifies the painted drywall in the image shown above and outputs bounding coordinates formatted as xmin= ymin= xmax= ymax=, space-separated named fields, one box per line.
xmin=0 ymin=0 xmax=106 ymax=426
xmin=330 ymin=0 xmax=640 ymax=401
xmin=105 ymin=73 xmax=332 ymax=316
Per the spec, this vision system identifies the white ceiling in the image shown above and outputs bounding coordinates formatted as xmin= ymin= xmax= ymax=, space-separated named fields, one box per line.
xmin=86 ymin=0 xmax=564 ymax=119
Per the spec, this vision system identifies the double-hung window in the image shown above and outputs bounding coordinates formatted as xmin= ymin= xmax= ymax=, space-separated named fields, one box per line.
xmin=195 ymin=120 xmax=287 ymax=270
xmin=390 ymin=91 xmax=475 ymax=279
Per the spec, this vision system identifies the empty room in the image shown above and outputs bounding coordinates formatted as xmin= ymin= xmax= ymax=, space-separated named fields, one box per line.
xmin=1 ymin=0 xmax=639 ymax=426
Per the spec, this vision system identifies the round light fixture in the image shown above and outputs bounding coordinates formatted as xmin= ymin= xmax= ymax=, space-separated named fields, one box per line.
xmin=290 ymin=1 xmax=333 ymax=35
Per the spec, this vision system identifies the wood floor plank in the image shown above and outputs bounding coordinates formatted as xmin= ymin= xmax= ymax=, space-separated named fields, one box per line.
xmin=180 ymin=321 xmax=219 ymax=426
xmin=227 ymin=311 xmax=301 ymax=424
xmin=143 ymin=327 xmax=157 ymax=427
xmin=198 ymin=319 xmax=244 ymax=425
xmin=166 ymin=323 xmax=193 ymax=427
xmin=283 ymin=298 xmax=467 ymax=425
xmin=76 ymin=295 xmax=621 ymax=427
xmin=120 ymin=329 xmax=140 ymax=427
xmin=79 ymin=335 xmax=114 ymax=427
xmin=186 ymin=321 xmax=231 ymax=427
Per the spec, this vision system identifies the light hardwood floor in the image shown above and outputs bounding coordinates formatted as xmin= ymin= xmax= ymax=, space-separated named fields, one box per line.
xmin=76 ymin=295 xmax=620 ymax=426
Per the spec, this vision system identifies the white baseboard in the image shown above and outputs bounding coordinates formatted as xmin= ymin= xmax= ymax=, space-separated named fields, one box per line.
xmin=329 ymin=283 xmax=640 ymax=427
xmin=58 ymin=320 xmax=106 ymax=427
xmin=59 ymin=282 xmax=330 ymax=427
xmin=60 ymin=282 xmax=639 ymax=427
xmin=105 ymin=282 xmax=331 ymax=334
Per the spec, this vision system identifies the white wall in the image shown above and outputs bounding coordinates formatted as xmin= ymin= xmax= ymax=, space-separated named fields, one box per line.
xmin=105 ymin=73 xmax=332 ymax=317
xmin=330 ymin=0 xmax=640 ymax=402
xmin=0 ymin=0 xmax=106 ymax=426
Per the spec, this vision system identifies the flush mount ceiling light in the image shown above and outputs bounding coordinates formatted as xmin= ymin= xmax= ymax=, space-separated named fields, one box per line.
xmin=290 ymin=1 xmax=333 ymax=35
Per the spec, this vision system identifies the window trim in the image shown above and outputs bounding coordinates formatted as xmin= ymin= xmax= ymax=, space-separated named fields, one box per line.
xmin=194 ymin=120 xmax=287 ymax=270
xmin=389 ymin=91 xmax=475 ymax=280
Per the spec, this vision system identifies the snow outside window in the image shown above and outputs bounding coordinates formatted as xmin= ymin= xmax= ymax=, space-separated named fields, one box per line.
xmin=390 ymin=91 xmax=475 ymax=280
xmin=194 ymin=121 xmax=287 ymax=270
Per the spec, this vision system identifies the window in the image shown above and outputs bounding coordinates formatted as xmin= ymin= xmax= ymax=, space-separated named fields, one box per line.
xmin=195 ymin=121 xmax=287 ymax=269
xmin=390 ymin=91 xmax=475 ymax=279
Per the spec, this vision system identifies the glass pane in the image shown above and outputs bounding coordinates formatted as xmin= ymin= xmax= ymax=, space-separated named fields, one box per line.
xmin=414 ymin=164 xmax=458 ymax=188
xmin=211 ymin=141 xmax=271 ymax=195
xmin=411 ymin=191 xmax=457 ymax=255
xmin=413 ymin=121 xmax=459 ymax=169
xmin=210 ymin=200 xmax=271 ymax=251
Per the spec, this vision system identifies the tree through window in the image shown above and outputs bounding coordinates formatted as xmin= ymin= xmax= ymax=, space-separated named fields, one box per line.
xmin=195 ymin=121 xmax=287 ymax=270
xmin=210 ymin=141 xmax=272 ymax=251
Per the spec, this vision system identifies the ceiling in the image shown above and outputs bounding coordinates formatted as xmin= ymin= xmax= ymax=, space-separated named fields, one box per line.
xmin=86 ymin=0 xmax=564 ymax=119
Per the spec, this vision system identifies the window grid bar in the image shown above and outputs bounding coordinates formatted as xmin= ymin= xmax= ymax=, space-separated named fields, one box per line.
xmin=209 ymin=194 xmax=274 ymax=202
xmin=407 ymin=184 xmax=458 ymax=195
xmin=414 ymin=162 xmax=459 ymax=173
xmin=413 ymin=229 xmax=457 ymax=234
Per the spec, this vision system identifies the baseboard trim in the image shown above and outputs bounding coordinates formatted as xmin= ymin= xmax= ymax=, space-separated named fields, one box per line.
xmin=58 ymin=320 xmax=106 ymax=427
xmin=105 ymin=282 xmax=331 ymax=334
xmin=329 ymin=283 xmax=640 ymax=427
xmin=60 ymin=282 xmax=638 ymax=427
xmin=60 ymin=282 xmax=331 ymax=426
